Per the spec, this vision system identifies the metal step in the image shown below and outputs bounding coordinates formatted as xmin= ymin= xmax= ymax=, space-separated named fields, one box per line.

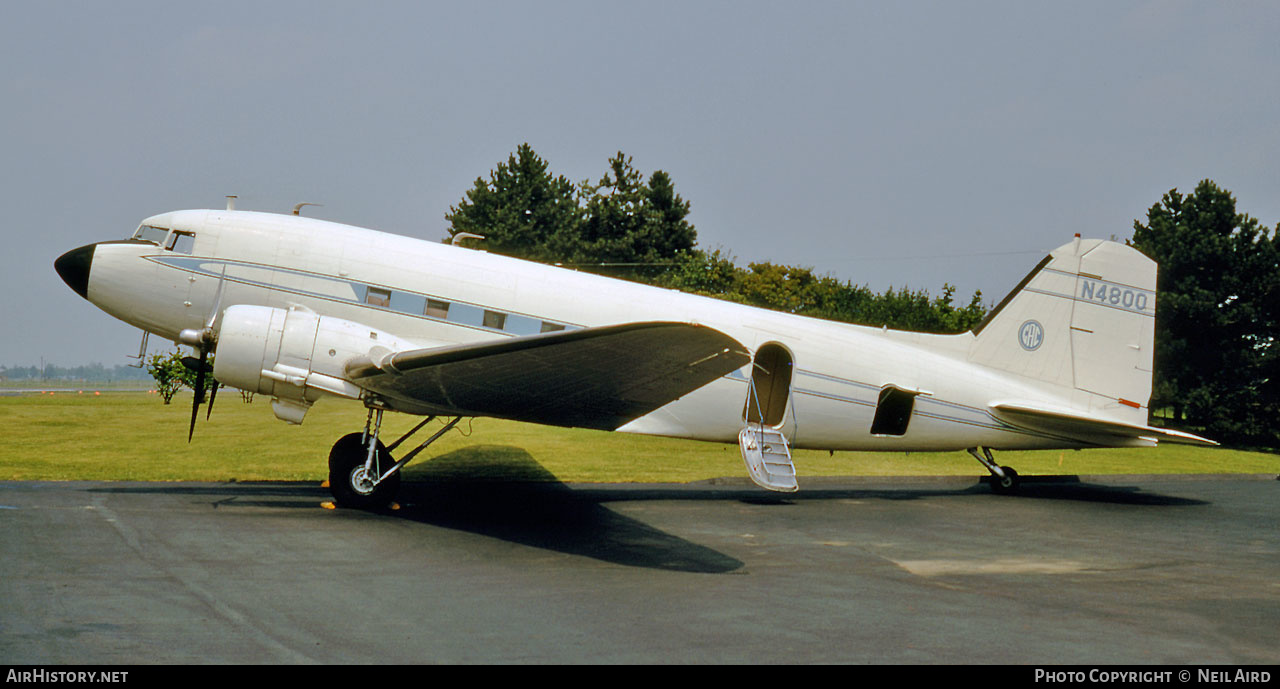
xmin=738 ymin=423 xmax=798 ymax=492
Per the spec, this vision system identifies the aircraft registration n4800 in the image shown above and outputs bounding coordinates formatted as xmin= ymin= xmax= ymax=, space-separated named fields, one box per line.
xmin=54 ymin=203 xmax=1214 ymax=508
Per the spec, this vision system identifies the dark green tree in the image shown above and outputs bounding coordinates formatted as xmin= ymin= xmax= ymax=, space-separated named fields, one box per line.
xmin=1130 ymin=180 xmax=1279 ymax=444
xmin=445 ymin=143 xmax=580 ymax=263
xmin=570 ymin=153 xmax=697 ymax=278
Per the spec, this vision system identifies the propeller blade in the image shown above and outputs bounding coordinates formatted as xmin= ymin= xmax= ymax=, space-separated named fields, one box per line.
xmin=187 ymin=394 xmax=200 ymax=442
xmin=193 ymin=350 xmax=207 ymax=406
xmin=206 ymin=380 xmax=219 ymax=420
xmin=188 ymin=347 xmax=208 ymax=443
xmin=180 ymin=356 xmax=212 ymax=374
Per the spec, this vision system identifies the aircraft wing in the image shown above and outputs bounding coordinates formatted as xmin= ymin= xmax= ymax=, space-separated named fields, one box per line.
xmin=345 ymin=322 xmax=751 ymax=430
xmin=990 ymin=402 xmax=1218 ymax=446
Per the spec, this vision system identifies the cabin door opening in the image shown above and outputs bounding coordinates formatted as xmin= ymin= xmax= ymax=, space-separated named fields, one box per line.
xmin=738 ymin=342 xmax=798 ymax=492
xmin=745 ymin=342 xmax=793 ymax=428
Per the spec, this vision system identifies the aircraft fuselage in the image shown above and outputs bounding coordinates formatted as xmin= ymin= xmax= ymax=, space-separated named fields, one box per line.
xmin=57 ymin=208 xmax=1158 ymax=455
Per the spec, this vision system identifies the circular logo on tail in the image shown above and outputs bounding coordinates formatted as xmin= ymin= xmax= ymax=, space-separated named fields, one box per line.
xmin=1019 ymin=320 xmax=1044 ymax=351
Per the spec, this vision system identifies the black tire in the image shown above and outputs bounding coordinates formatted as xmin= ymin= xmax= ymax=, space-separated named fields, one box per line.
xmin=328 ymin=432 xmax=399 ymax=509
xmin=991 ymin=466 xmax=1020 ymax=494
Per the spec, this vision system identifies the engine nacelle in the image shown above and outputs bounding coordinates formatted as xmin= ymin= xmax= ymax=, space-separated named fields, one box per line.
xmin=212 ymin=304 xmax=412 ymax=424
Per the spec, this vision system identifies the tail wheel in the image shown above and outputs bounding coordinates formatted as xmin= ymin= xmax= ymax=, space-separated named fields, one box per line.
xmin=328 ymin=432 xmax=399 ymax=509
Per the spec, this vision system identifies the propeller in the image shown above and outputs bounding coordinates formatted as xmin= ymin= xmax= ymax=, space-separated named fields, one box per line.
xmin=178 ymin=267 xmax=227 ymax=442
xmin=181 ymin=352 xmax=213 ymax=442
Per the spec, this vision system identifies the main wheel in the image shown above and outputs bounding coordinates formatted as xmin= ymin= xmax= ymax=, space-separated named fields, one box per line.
xmin=990 ymin=466 xmax=1020 ymax=494
xmin=328 ymin=432 xmax=400 ymax=509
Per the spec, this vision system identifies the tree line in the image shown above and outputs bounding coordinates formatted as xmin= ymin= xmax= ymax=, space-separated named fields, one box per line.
xmin=1 ymin=362 xmax=152 ymax=382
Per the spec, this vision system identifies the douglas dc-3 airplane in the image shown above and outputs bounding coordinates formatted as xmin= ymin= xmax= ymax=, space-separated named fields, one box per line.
xmin=55 ymin=200 xmax=1214 ymax=508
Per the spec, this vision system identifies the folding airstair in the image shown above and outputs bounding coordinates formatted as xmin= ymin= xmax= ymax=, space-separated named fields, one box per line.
xmin=738 ymin=378 xmax=798 ymax=492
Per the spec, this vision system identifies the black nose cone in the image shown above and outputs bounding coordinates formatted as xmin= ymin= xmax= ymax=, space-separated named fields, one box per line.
xmin=55 ymin=243 xmax=95 ymax=300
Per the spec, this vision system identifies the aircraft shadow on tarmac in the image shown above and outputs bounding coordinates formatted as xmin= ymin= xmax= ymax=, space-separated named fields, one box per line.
xmin=83 ymin=469 xmax=745 ymax=573
xmin=395 ymin=445 xmax=745 ymax=573
xmin=84 ymin=447 xmax=1208 ymax=572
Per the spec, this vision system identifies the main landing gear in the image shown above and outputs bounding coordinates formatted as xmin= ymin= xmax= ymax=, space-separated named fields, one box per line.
xmin=967 ymin=447 xmax=1020 ymax=494
xmin=328 ymin=407 xmax=463 ymax=509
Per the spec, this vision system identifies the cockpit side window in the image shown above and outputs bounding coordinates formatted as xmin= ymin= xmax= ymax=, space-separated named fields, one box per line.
xmin=167 ymin=231 xmax=196 ymax=254
xmin=134 ymin=225 xmax=170 ymax=245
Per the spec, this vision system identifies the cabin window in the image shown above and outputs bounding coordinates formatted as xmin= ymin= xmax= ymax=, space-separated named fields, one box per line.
xmin=425 ymin=299 xmax=450 ymax=319
xmin=447 ymin=303 xmax=484 ymax=327
xmin=870 ymin=386 xmax=917 ymax=436
xmin=167 ymin=231 xmax=196 ymax=254
xmin=503 ymin=314 xmax=542 ymax=336
xmin=389 ymin=292 xmax=426 ymax=315
xmin=482 ymin=310 xmax=507 ymax=330
xmin=134 ymin=225 xmax=169 ymax=245
xmin=541 ymin=322 xmax=566 ymax=333
xmin=365 ymin=287 xmax=391 ymax=307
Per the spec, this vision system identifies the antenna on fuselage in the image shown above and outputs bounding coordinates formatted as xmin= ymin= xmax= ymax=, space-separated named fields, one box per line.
xmin=293 ymin=202 xmax=322 ymax=216
xmin=226 ymin=195 xmax=237 ymax=211
xmin=448 ymin=232 xmax=485 ymax=247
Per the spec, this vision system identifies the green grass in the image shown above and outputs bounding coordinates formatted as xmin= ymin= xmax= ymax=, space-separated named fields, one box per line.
xmin=1 ymin=392 xmax=1276 ymax=483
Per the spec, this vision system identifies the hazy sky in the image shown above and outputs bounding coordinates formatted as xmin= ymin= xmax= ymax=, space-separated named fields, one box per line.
xmin=4 ymin=1 xmax=1278 ymax=366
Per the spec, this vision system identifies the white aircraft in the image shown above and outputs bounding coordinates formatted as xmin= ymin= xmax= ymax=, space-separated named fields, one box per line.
xmin=55 ymin=201 xmax=1214 ymax=508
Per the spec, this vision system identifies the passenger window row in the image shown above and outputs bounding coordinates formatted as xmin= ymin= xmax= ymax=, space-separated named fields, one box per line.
xmin=172 ymin=243 xmax=576 ymax=337
xmin=359 ymin=284 xmax=570 ymax=335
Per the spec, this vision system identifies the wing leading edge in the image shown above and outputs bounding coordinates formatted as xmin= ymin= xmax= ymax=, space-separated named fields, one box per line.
xmin=346 ymin=322 xmax=751 ymax=430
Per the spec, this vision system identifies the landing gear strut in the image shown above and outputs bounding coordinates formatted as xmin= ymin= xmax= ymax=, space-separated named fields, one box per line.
xmin=327 ymin=407 xmax=464 ymax=509
xmin=967 ymin=447 xmax=1020 ymax=494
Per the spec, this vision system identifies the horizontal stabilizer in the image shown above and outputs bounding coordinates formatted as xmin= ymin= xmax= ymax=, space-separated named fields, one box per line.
xmin=347 ymin=322 xmax=750 ymax=430
xmin=991 ymin=402 xmax=1217 ymax=446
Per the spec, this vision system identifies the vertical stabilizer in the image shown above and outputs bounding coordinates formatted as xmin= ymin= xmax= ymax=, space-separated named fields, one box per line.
xmin=969 ymin=238 xmax=1156 ymax=425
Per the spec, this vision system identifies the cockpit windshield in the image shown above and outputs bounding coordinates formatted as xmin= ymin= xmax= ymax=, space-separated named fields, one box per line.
xmin=132 ymin=225 xmax=196 ymax=254
xmin=134 ymin=224 xmax=170 ymax=244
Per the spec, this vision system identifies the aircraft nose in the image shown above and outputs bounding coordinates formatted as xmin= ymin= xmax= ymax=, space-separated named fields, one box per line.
xmin=55 ymin=243 xmax=95 ymax=300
